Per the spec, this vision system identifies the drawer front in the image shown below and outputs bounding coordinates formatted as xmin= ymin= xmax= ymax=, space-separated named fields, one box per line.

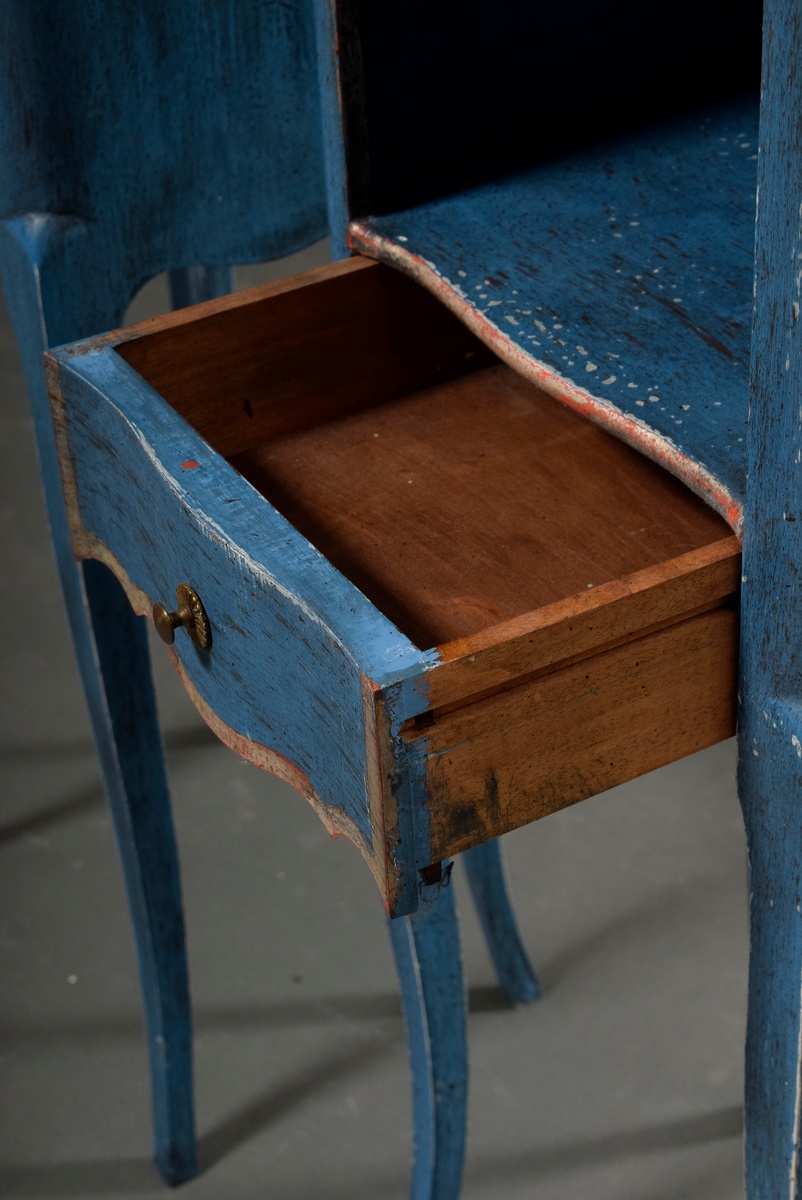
xmin=405 ymin=603 xmax=738 ymax=859
xmin=48 ymin=346 xmax=415 ymax=899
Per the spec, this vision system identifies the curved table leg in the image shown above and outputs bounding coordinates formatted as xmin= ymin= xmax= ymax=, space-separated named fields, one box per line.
xmin=463 ymin=840 xmax=540 ymax=1005
xmin=1 ymin=218 xmax=197 ymax=1183
xmin=82 ymin=561 xmax=197 ymax=1185
xmin=389 ymin=865 xmax=467 ymax=1200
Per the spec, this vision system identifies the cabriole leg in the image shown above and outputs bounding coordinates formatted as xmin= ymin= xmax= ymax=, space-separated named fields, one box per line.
xmin=0 ymin=219 xmax=197 ymax=1183
xmin=463 ymin=839 xmax=540 ymax=1005
xmin=389 ymin=865 xmax=467 ymax=1200
xmin=82 ymin=561 xmax=197 ymax=1185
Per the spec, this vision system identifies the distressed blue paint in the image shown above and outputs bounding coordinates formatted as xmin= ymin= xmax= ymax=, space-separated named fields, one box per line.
xmin=376 ymin=673 xmax=438 ymax=917
xmin=0 ymin=2 xmax=328 ymax=298
xmin=389 ymin=863 xmax=467 ymax=1200
xmin=0 ymin=218 xmax=196 ymax=1185
xmin=53 ymin=348 xmax=431 ymax=848
xmin=739 ymin=2 xmax=802 ymax=1193
xmin=82 ymin=560 xmax=197 ymax=1184
xmin=353 ymin=97 xmax=759 ymax=526
xmin=462 ymin=841 xmax=540 ymax=1006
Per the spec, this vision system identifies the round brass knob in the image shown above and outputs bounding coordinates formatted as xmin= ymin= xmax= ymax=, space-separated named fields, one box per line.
xmin=153 ymin=583 xmax=211 ymax=650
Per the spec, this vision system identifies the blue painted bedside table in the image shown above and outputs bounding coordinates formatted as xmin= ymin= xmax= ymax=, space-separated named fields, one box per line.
xmin=36 ymin=0 xmax=802 ymax=1195
xmin=46 ymin=252 xmax=739 ymax=1197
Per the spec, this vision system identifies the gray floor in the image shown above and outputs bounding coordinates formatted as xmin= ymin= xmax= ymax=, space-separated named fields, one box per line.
xmin=0 ymin=244 xmax=748 ymax=1199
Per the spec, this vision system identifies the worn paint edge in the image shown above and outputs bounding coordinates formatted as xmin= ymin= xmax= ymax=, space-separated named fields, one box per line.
xmin=169 ymin=653 xmax=385 ymax=888
xmin=373 ymin=670 xmax=439 ymax=917
xmin=348 ymin=223 xmax=744 ymax=536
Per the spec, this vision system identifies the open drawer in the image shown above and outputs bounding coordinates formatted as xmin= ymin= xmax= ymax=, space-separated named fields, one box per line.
xmin=46 ymin=256 xmax=740 ymax=916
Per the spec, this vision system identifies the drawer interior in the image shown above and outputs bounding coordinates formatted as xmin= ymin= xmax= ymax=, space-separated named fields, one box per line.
xmin=117 ymin=258 xmax=731 ymax=651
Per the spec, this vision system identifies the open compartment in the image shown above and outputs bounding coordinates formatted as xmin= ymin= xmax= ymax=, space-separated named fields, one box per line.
xmin=116 ymin=257 xmax=736 ymax=656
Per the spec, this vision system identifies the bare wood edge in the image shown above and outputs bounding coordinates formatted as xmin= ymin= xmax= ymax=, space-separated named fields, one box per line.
xmin=361 ymin=673 xmax=400 ymax=914
xmin=418 ymin=535 xmax=742 ymax=716
xmin=348 ymin=222 xmax=745 ymax=535
xmin=51 ymin=256 xmax=378 ymax=358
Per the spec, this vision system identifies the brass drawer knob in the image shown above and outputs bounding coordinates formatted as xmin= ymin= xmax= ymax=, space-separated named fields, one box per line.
xmin=153 ymin=583 xmax=211 ymax=650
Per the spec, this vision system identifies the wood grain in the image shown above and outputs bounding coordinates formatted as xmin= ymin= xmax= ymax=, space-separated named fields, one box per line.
xmin=425 ymin=536 xmax=741 ymax=712
xmin=116 ymin=257 xmax=492 ymax=459
xmin=232 ymin=362 xmax=730 ymax=648
xmin=410 ymin=603 xmax=739 ymax=860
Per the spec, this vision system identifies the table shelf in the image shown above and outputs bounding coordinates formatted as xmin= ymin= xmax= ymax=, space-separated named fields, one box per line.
xmin=351 ymin=96 xmax=759 ymax=530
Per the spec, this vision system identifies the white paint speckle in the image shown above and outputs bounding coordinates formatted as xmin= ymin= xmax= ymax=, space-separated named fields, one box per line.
xmin=458 ymin=269 xmax=466 ymax=278
xmin=649 ymin=395 xmax=660 ymax=403
xmin=753 ymin=748 xmax=759 ymax=757
xmin=585 ymin=362 xmax=598 ymax=372
xmin=505 ymin=315 xmax=519 ymax=326
xmin=535 ymin=320 xmax=547 ymax=332
xmin=602 ymin=375 xmax=617 ymax=384
xmin=793 ymin=735 xmax=802 ymax=758
xmin=680 ymin=404 xmax=690 ymax=411
xmin=636 ymin=399 xmax=645 ymax=406
xmin=628 ymin=382 xmax=638 ymax=389
xmin=397 ymin=235 xmax=408 ymax=242
xmin=487 ymin=299 xmax=502 ymax=308
xmin=577 ymin=346 xmax=588 ymax=356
